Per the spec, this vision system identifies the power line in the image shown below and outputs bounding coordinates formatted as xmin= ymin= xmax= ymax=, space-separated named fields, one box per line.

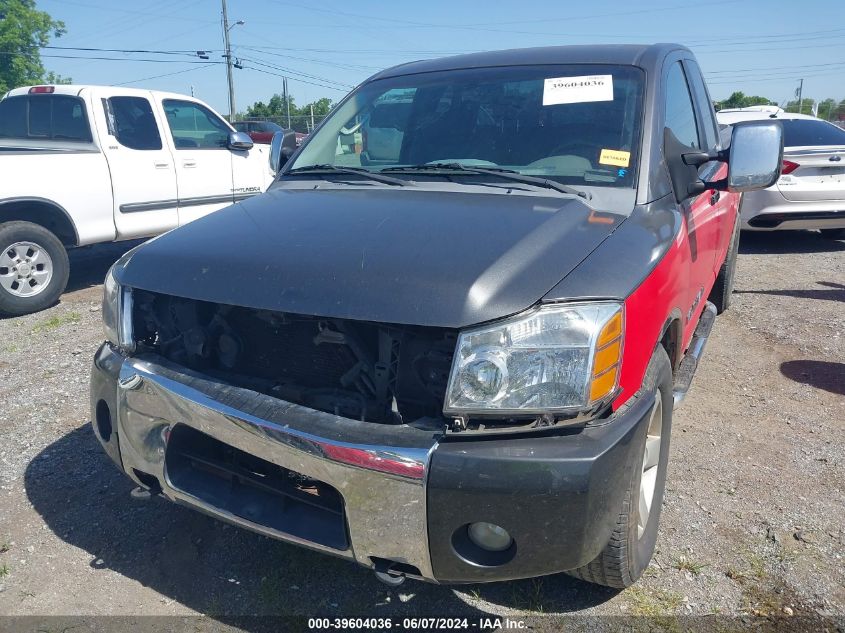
xmin=237 ymin=46 xmax=382 ymax=72
xmin=240 ymin=65 xmax=351 ymax=93
xmin=707 ymin=68 xmax=845 ymax=85
xmin=112 ymin=64 xmax=218 ymax=86
xmin=265 ymin=0 xmax=734 ymax=30
xmin=237 ymin=55 xmax=354 ymax=88
xmin=43 ymin=45 xmax=216 ymax=57
xmin=706 ymin=61 xmax=845 ymax=75
xmin=0 ymin=51 xmax=223 ymax=64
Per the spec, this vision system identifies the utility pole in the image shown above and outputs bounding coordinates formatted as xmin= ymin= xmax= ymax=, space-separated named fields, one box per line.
xmin=796 ymin=78 xmax=803 ymax=115
xmin=310 ymin=104 xmax=314 ymax=131
xmin=222 ymin=0 xmax=236 ymax=121
xmin=283 ymin=76 xmax=291 ymax=129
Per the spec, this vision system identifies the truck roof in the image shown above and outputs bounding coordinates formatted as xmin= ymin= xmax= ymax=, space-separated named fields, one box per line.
xmin=371 ymin=43 xmax=690 ymax=80
xmin=3 ymin=84 xmax=207 ymax=103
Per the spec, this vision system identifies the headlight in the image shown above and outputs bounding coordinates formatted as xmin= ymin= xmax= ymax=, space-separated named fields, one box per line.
xmin=444 ymin=302 xmax=623 ymax=415
xmin=102 ymin=263 xmax=134 ymax=351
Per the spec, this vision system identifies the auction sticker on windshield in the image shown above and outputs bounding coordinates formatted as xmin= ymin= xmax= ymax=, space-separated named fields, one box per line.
xmin=543 ymin=74 xmax=613 ymax=105
xmin=599 ymin=148 xmax=631 ymax=167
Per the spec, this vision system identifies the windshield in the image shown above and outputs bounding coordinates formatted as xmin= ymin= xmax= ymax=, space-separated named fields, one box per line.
xmin=290 ymin=64 xmax=645 ymax=188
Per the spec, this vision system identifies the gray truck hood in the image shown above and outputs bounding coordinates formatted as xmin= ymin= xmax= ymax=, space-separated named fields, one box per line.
xmin=118 ymin=187 xmax=625 ymax=328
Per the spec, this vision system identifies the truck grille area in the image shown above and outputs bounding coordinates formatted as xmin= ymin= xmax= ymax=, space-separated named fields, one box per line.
xmin=166 ymin=425 xmax=348 ymax=550
xmin=131 ymin=290 xmax=457 ymax=426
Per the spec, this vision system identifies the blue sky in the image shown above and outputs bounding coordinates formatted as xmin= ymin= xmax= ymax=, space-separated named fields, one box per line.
xmin=37 ymin=0 xmax=845 ymax=116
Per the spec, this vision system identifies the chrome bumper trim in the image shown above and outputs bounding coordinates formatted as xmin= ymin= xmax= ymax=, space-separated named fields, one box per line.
xmin=114 ymin=355 xmax=439 ymax=580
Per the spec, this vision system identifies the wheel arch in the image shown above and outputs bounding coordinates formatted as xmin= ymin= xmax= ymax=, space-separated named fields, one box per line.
xmin=658 ymin=309 xmax=683 ymax=375
xmin=0 ymin=197 xmax=79 ymax=247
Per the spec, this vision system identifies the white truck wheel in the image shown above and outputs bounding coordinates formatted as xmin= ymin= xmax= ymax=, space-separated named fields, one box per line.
xmin=0 ymin=221 xmax=70 ymax=316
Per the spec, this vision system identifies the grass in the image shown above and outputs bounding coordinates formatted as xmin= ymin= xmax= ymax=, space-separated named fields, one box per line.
xmin=625 ymin=586 xmax=684 ymax=617
xmin=746 ymin=552 xmax=768 ymax=580
xmin=0 ymin=563 xmax=10 ymax=578
xmin=509 ymin=577 xmax=545 ymax=613
xmin=672 ymin=555 xmax=708 ymax=576
xmin=726 ymin=567 xmax=749 ymax=582
xmin=0 ymin=541 xmax=10 ymax=554
xmin=726 ymin=551 xmax=767 ymax=584
xmin=31 ymin=311 xmax=80 ymax=333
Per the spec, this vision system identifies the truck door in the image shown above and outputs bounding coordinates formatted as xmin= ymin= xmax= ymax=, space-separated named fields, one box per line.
xmin=663 ymin=61 xmax=721 ymax=342
xmin=231 ymin=133 xmax=273 ymax=201
xmin=684 ymin=59 xmax=736 ymax=272
xmin=92 ymin=89 xmax=179 ymax=239
xmin=158 ymin=98 xmax=235 ymax=225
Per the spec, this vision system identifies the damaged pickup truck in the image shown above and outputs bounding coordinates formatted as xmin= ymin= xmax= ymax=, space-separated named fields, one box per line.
xmin=90 ymin=44 xmax=783 ymax=587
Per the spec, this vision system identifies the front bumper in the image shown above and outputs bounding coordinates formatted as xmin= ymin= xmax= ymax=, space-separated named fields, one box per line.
xmin=90 ymin=343 xmax=654 ymax=583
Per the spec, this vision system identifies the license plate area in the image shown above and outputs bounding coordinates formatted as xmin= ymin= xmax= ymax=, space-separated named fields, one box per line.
xmin=165 ymin=424 xmax=349 ymax=550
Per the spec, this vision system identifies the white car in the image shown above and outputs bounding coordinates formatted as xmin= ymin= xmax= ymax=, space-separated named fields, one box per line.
xmin=0 ymin=85 xmax=281 ymax=316
xmin=716 ymin=106 xmax=845 ymax=238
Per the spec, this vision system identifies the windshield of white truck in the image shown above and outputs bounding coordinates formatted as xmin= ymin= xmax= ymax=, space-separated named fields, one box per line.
xmin=290 ymin=64 xmax=645 ymax=188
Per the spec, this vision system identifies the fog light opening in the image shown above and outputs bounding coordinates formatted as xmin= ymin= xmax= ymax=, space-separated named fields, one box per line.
xmin=451 ymin=523 xmax=517 ymax=568
xmin=95 ymin=399 xmax=112 ymax=442
xmin=468 ymin=522 xmax=512 ymax=552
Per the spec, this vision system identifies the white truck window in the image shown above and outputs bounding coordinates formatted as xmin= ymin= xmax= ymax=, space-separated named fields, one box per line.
xmin=0 ymin=95 xmax=92 ymax=143
xmin=104 ymin=96 xmax=163 ymax=151
xmin=162 ymin=99 xmax=230 ymax=149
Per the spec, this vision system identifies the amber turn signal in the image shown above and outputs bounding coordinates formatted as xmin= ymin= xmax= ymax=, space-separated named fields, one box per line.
xmin=590 ymin=310 xmax=623 ymax=403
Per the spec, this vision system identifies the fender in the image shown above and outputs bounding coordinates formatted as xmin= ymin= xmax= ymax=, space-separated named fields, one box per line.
xmin=0 ymin=196 xmax=80 ymax=246
xmin=614 ymin=221 xmax=689 ymax=410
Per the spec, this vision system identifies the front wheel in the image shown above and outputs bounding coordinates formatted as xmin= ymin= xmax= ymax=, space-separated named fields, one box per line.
xmin=0 ymin=221 xmax=70 ymax=317
xmin=566 ymin=346 xmax=673 ymax=588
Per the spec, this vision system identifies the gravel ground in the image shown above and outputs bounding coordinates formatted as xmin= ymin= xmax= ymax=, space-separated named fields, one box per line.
xmin=0 ymin=231 xmax=843 ymax=630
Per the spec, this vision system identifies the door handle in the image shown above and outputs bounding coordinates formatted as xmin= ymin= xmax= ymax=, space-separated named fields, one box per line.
xmin=182 ymin=160 xmax=197 ymax=168
xmin=154 ymin=161 xmax=170 ymax=169
xmin=709 ymin=190 xmax=720 ymax=205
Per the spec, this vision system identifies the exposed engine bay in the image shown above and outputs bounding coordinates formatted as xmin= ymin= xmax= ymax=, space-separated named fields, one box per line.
xmin=131 ymin=290 xmax=457 ymax=428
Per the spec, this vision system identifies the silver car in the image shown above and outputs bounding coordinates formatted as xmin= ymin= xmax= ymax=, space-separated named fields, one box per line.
xmin=717 ymin=107 xmax=845 ymax=239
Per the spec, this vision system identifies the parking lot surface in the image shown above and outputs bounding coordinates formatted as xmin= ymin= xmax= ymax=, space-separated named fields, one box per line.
xmin=0 ymin=232 xmax=843 ymax=626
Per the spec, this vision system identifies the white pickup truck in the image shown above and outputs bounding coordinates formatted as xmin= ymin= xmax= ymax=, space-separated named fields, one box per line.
xmin=0 ymin=84 xmax=279 ymax=316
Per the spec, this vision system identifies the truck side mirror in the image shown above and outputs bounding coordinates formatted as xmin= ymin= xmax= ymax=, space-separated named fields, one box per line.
xmin=228 ymin=131 xmax=254 ymax=151
xmin=269 ymin=129 xmax=298 ymax=173
xmin=723 ymin=121 xmax=783 ymax=192
xmin=665 ymin=120 xmax=784 ymax=202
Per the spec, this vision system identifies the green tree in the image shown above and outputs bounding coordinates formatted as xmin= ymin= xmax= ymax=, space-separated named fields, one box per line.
xmin=302 ymin=97 xmax=332 ymax=117
xmin=0 ymin=0 xmax=69 ymax=93
xmin=246 ymin=94 xmax=295 ymax=118
xmin=817 ymin=98 xmax=838 ymax=120
xmin=836 ymin=99 xmax=845 ymax=121
xmin=784 ymin=98 xmax=816 ymax=116
xmin=244 ymin=94 xmax=333 ymax=132
xmin=716 ymin=91 xmax=775 ymax=110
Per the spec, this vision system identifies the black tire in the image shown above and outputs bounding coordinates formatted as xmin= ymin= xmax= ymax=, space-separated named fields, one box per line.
xmin=566 ymin=346 xmax=673 ymax=589
xmin=0 ymin=221 xmax=70 ymax=317
xmin=709 ymin=213 xmax=740 ymax=314
xmin=820 ymin=228 xmax=845 ymax=240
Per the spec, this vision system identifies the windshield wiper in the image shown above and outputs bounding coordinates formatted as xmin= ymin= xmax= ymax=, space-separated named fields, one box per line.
xmin=286 ymin=164 xmax=410 ymax=187
xmin=383 ymin=163 xmax=589 ymax=199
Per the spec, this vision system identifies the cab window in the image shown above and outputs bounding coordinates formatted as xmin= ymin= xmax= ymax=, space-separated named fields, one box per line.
xmin=104 ymin=96 xmax=162 ymax=150
xmin=664 ymin=62 xmax=700 ymax=149
xmin=0 ymin=95 xmax=92 ymax=143
xmin=163 ymin=99 xmax=230 ymax=149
